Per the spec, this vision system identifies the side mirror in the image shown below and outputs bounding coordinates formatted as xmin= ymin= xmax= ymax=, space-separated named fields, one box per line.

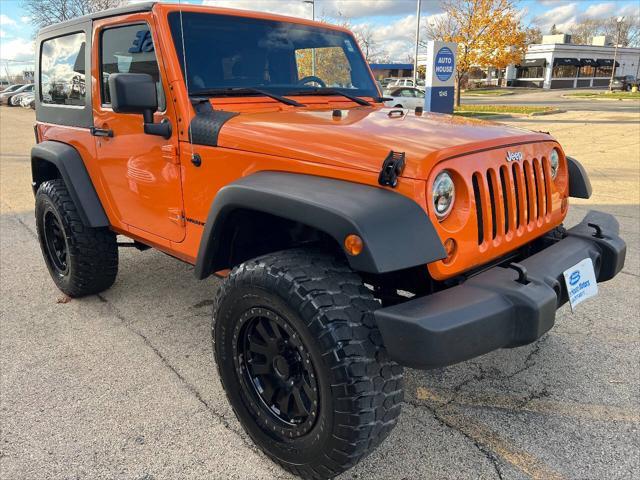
xmin=108 ymin=73 xmax=171 ymax=139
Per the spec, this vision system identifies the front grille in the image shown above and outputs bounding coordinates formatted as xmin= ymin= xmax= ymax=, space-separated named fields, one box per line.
xmin=472 ymin=158 xmax=553 ymax=246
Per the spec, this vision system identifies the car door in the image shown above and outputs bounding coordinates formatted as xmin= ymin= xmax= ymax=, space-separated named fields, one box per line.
xmin=92 ymin=18 xmax=185 ymax=243
xmin=388 ymin=89 xmax=405 ymax=107
xmin=412 ymin=88 xmax=425 ymax=109
xmin=399 ymin=88 xmax=415 ymax=108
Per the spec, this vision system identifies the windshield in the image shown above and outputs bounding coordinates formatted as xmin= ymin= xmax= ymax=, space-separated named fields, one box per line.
xmin=168 ymin=12 xmax=378 ymax=98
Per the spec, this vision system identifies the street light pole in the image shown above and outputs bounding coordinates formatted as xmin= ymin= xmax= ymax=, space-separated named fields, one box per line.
xmin=609 ymin=16 xmax=623 ymax=92
xmin=303 ymin=0 xmax=316 ymax=77
xmin=413 ymin=0 xmax=422 ymax=85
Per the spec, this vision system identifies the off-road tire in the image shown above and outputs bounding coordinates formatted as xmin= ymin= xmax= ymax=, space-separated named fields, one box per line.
xmin=35 ymin=179 xmax=118 ymax=297
xmin=213 ymin=249 xmax=403 ymax=479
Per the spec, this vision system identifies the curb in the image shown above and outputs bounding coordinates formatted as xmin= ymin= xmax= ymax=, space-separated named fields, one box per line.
xmin=529 ymin=109 xmax=565 ymax=116
xmin=458 ymin=109 xmax=564 ymax=120
xmin=462 ymin=92 xmax=515 ymax=97
xmin=561 ymin=94 xmax=640 ymax=101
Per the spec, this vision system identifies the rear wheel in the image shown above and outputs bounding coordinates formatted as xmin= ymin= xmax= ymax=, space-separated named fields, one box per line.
xmin=35 ymin=179 xmax=118 ymax=297
xmin=213 ymin=249 xmax=403 ymax=479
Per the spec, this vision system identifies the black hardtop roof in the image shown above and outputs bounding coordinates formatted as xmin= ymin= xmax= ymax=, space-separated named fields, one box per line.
xmin=38 ymin=1 xmax=156 ymax=36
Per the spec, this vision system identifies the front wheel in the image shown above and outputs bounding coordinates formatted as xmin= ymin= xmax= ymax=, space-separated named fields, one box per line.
xmin=213 ymin=249 xmax=403 ymax=479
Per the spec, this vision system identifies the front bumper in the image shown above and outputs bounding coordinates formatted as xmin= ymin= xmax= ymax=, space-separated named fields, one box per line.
xmin=375 ymin=211 xmax=626 ymax=369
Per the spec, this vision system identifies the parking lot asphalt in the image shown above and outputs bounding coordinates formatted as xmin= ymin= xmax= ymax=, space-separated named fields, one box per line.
xmin=1 ymin=105 xmax=639 ymax=480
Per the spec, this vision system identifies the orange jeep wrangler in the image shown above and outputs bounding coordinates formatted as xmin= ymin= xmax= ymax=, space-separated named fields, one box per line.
xmin=32 ymin=2 xmax=626 ymax=478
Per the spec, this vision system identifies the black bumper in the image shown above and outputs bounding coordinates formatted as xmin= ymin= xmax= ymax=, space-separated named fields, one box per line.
xmin=375 ymin=211 xmax=626 ymax=369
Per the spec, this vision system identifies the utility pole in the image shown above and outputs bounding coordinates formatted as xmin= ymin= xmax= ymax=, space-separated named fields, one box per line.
xmin=413 ymin=0 xmax=422 ymax=85
xmin=609 ymin=16 xmax=623 ymax=92
xmin=303 ymin=0 xmax=316 ymax=77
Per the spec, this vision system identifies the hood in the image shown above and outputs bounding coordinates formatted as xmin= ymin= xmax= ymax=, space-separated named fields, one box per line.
xmin=216 ymin=106 xmax=552 ymax=179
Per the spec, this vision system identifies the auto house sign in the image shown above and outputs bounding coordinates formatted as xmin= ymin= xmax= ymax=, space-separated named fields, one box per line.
xmin=435 ymin=47 xmax=455 ymax=82
xmin=424 ymin=41 xmax=457 ymax=114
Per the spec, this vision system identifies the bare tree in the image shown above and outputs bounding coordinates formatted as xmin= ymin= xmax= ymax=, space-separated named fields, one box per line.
xmin=570 ymin=19 xmax=600 ymax=45
xmin=524 ymin=25 xmax=542 ymax=45
xmin=21 ymin=0 xmax=125 ymax=30
xmin=601 ymin=15 xmax=640 ymax=47
xmin=321 ymin=11 xmax=387 ymax=62
xmin=352 ymin=24 xmax=386 ymax=62
xmin=570 ymin=15 xmax=640 ymax=47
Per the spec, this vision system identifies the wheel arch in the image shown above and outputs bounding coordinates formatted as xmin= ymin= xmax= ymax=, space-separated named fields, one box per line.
xmin=31 ymin=140 xmax=109 ymax=228
xmin=194 ymin=172 xmax=446 ymax=279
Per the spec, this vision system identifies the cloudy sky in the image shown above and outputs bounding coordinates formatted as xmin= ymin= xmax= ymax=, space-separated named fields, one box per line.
xmin=1 ymin=0 xmax=639 ymax=69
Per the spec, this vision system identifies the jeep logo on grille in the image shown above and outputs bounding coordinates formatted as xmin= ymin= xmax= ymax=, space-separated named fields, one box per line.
xmin=506 ymin=151 xmax=524 ymax=162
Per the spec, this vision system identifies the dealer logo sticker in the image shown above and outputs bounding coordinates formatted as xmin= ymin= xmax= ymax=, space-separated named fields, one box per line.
xmin=569 ymin=270 xmax=580 ymax=286
xmin=563 ymin=258 xmax=598 ymax=311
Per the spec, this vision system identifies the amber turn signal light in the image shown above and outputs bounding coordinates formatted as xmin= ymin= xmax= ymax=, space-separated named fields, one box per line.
xmin=344 ymin=234 xmax=363 ymax=256
xmin=443 ymin=238 xmax=457 ymax=264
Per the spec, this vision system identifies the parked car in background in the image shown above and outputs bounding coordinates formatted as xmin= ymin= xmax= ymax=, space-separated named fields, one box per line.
xmin=20 ymin=92 xmax=35 ymax=109
xmin=610 ymin=75 xmax=638 ymax=91
xmin=1 ymin=84 xmax=24 ymax=94
xmin=1 ymin=83 xmax=34 ymax=105
xmin=387 ymin=78 xmax=425 ymax=89
xmin=10 ymin=91 xmax=33 ymax=106
xmin=380 ymin=77 xmax=399 ymax=88
xmin=383 ymin=87 xmax=425 ymax=109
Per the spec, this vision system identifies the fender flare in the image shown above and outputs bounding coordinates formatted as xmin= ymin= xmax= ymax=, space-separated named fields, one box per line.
xmin=567 ymin=156 xmax=592 ymax=199
xmin=194 ymin=172 xmax=446 ymax=278
xmin=31 ymin=141 xmax=109 ymax=227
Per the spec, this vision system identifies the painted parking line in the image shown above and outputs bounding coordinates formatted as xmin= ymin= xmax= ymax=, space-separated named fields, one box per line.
xmin=416 ymin=387 xmax=640 ymax=424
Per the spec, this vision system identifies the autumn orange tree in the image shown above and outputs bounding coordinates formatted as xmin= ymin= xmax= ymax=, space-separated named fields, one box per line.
xmin=423 ymin=0 xmax=526 ymax=106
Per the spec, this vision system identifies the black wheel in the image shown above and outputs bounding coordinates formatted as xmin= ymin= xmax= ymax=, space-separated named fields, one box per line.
xmin=213 ymin=249 xmax=403 ymax=479
xmin=35 ymin=179 xmax=118 ymax=297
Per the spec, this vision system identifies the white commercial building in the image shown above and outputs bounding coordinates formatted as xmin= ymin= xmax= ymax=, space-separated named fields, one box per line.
xmin=506 ymin=36 xmax=640 ymax=89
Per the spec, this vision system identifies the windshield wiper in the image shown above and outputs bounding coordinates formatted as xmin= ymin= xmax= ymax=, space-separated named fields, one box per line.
xmin=287 ymin=88 xmax=372 ymax=106
xmin=189 ymin=87 xmax=305 ymax=107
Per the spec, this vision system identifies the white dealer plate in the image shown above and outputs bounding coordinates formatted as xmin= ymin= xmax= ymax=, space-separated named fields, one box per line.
xmin=563 ymin=258 xmax=598 ymax=311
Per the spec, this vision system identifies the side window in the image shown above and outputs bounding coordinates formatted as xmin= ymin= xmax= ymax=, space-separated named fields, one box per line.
xmin=101 ymin=24 xmax=165 ymax=110
xmin=40 ymin=32 xmax=86 ymax=106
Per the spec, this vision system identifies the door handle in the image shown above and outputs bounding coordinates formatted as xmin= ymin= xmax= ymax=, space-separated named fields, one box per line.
xmin=90 ymin=126 xmax=114 ymax=138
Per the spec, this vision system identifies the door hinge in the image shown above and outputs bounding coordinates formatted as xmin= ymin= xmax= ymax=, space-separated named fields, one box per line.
xmin=168 ymin=208 xmax=185 ymax=227
xmin=161 ymin=144 xmax=180 ymax=165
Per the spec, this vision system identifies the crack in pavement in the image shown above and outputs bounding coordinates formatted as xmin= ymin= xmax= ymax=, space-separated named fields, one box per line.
xmin=408 ymin=398 xmax=566 ymax=480
xmin=93 ymin=293 xmax=272 ymax=461
xmin=407 ymin=337 xmax=567 ymax=480
xmin=1 ymin=201 xmax=37 ymax=240
xmin=3 ymin=203 xmax=289 ymax=478
xmin=408 ymin=401 xmax=505 ymax=480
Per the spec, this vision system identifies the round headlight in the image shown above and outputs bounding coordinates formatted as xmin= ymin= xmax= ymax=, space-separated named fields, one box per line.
xmin=550 ymin=148 xmax=560 ymax=179
xmin=432 ymin=171 xmax=455 ymax=220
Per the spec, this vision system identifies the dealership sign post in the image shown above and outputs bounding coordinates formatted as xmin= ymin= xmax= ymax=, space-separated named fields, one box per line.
xmin=424 ymin=41 xmax=457 ymax=114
